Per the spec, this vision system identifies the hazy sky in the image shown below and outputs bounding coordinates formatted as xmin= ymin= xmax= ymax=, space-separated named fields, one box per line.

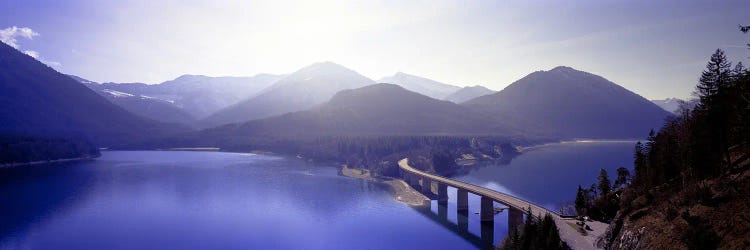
xmin=1 ymin=0 xmax=748 ymax=99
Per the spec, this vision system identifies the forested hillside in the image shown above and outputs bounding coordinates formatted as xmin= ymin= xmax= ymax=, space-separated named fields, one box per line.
xmin=0 ymin=136 xmax=100 ymax=165
xmin=573 ymin=43 xmax=750 ymax=249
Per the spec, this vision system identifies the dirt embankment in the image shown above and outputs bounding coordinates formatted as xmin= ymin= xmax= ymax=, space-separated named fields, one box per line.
xmin=341 ymin=165 xmax=429 ymax=207
xmin=603 ymin=168 xmax=750 ymax=250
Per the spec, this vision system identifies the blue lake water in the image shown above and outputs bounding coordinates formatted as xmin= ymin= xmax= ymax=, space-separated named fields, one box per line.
xmin=0 ymin=151 xmax=480 ymax=249
xmin=0 ymin=141 xmax=635 ymax=249
xmin=453 ymin=141 xmax=637 ymax=213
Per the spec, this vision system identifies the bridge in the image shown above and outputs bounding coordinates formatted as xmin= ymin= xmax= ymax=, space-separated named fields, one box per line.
xmin=398 ymin=158 xmax=599 ymax=250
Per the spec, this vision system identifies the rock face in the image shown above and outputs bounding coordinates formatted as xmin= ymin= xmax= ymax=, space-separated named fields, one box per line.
xmin=378 ymin=72 xmax=461 ymax=100
xmin=463 ymin=66 xmax=672 ymax=139
xmin=444 ymin=85 xmax=495 ymax=103
xmin=606 ymin=226 xmax=646 ymax=250
xmin=602 ymin=168 xmax=750 ymax=250
xmin=0 ymin=41 xmax=179 ymax=146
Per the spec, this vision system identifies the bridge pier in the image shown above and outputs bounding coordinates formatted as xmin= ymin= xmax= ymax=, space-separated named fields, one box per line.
xmin=408 ymin=174 xmax=419 ymax=188
xmin=420 ymin=177 xmax=432 ymax=194
xmin=457 ymin=208 xmax=469 ymax=232
xmin=398 ymin=158 xmax=574 ymax=249
xmin=480 ymin=196 xmax=495 ymax=248
xmin=508 ymin=207 xmax=524 ymax=234
xmin=480 ymin=196 xmax=494 ymax=222
xmin=437 ymin=183 xmax=448 ymax=202
xmin=457 ymin=189 xmax=469 ymax=212
xmin=480 ymin=220 xmax=494 ymax=249
xmin=437 ymin=200 xmax=448 ymax=219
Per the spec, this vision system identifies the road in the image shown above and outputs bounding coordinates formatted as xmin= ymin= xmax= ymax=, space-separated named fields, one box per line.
xmin=398 ymin=158 xmax=604 ymax=250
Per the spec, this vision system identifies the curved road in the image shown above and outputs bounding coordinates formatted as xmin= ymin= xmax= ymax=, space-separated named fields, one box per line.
xmin=398 ymin=158 xmax=603 ymax=250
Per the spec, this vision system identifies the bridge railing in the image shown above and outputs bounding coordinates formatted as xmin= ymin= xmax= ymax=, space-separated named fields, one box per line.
xmin=398 ymin=158 xmax=561 ymax=218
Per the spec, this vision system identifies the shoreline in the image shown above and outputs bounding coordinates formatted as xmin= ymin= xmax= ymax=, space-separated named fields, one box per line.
xmin=340 ymin=165 xmax=430 ymax=207
xmin=518 ymin=139 xmax=639 ymax=152
xmin=0 ymin=156 xmax=97 ymax=168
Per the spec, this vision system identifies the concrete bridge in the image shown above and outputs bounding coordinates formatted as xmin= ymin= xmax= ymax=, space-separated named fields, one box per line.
xmin=398 ymin=158 xmax=599 ymax=250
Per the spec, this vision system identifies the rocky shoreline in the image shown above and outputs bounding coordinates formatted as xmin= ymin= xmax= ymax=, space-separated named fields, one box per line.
xmin=340 ymin=165 xmax=429 ymax=207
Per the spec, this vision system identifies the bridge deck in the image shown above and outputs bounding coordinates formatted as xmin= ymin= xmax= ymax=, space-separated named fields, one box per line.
xmin=398 ymin=158 xmax=558 ymax=218
xmin=398 ymin=158 xmax=601 ymax=250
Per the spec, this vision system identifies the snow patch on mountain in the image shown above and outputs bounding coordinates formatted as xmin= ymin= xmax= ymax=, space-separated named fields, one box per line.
xmin=102 ymin=89 xmax=134 ymax=98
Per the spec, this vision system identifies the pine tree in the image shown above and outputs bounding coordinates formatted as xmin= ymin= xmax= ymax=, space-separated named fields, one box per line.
xmin=645 ymin=129 xmax=658 ymax=185
xmin=633 ymin=141 xmax=646 ymax=188
xmin=614 ymin=167 xmax=631 ymax=189
xmin=588 ymin=183 xmax=598 ymax=200
xmin=696 ymin=49 xmax=732 ymax=108
xmin=597 ymin=168 xmax=612 ymax=197
xmin=733 ymin=62 xmax=746 ymax=80
xmin=646 ymin=129 xmax=656 ymax=150
xmin=575 ymin=185 xmax=587 ymax=215
xmin=742 ymin=25 xmax=750 ymax=53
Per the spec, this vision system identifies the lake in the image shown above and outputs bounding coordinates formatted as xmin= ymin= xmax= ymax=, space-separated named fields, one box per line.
xmin=0 ymin=151 xmax=483 ymax=250
xmin=453 ymin=141 xmax=637 ymax=213
xmin=0 ymin=141 xmax=635 ymax=249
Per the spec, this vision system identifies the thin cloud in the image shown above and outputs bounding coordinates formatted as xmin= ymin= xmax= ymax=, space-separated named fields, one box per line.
xmin=0 ymin=26 xmax=39 ymax=49
xmin=0 ymin=26 xmax=61 ymax=68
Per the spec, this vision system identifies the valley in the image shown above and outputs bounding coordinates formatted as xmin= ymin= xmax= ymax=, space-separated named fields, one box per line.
xmin=1 ymin=4 xmax=747 ymax=249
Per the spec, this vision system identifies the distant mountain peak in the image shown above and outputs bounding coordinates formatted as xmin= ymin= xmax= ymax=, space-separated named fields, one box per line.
xmin=216 ymin=82 xmax=511 ymax=137
xmin=201 ymin=62 xmax=376 ymax=127
xmin=468 ymin=85 xmax=492 ymax=90
xmin=463 ymin=67 xmax=671 ymax=139
xmin=174 ymin=74 xmax=204 ymax=80
xmin=311 ymin=61 xmax=339 ymax=66
xmin=336 ymin=82 xmax=404 ymax=94
xmin=444 ymin=85 xmax=495 ymax=103
xmin=288 ymin=61 xmax=362 ymax=79
xmin=168 ymin=74 xmax=226 ymax=83
xmin=549 ymin=66 xmax=577 ymax=72
xmin=302 ymin=61 xmax=348 ymax=71
xmin=651 ymin=97 xmax=694 ymax=114
xmin=377 ymin=72 xmax=460 ymax=99
xmin=391 ymin=72 xmax=423 ymax=79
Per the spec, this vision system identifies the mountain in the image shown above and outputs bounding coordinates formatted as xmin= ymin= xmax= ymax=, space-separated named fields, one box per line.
xmin=651 ymin=98 xmax=697 ymax=114
xmin=444 ymin=85 xmax=495 ymax=103
xmin=378 ymin=72 xmax=461 ymax=99
xmin=0 ymin=42 xmax=179 ymax=146
xmin=206 ymin=84 xmax=514 ymax=137
xmin=96 ymin=74 xmax=282 ymax=119
xmin=130 ymin=84 xmax=533 ymax=178
xmin=72 ymin=76 xmax=196 ymax=126
xmin=202 ymin=62 xmax=376 ymax=127
xmin=463 ymin=66 xmax=672 ymax=139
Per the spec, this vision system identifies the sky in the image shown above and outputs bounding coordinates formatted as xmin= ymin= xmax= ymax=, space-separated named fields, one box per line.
xmin=1 ymin=0 xmax=748 ymax=99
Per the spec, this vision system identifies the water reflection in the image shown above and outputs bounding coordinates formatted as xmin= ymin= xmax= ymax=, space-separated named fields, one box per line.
xmin=453 ymin=141 xmax=636 ymax=212
xmin=407 ymin=141 xmax=635 ymax=249
xmin=0 ymin=162 xmax=95 ymax=246
xmin=413 ymin=190 xmax=520 ymax=250
xmin=1 ymin=151 xmax=479 ymax=250
xmin=413 ymin=203 xmax=489 ymax=249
